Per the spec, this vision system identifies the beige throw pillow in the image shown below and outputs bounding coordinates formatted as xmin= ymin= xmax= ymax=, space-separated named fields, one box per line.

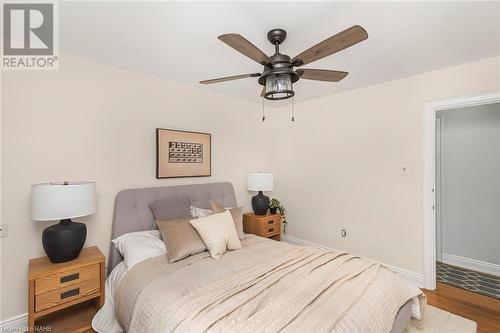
xmin=156 ymin=219 xmax=207 ymax=263
xmin=190 ymin=210 xmax=242 ymax=259
xmin=211 ymin=201 xmax=245 ymax=240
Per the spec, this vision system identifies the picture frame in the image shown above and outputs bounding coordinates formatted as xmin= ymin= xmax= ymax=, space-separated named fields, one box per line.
xmin=156 ymin=128 xmax=211 ymax=178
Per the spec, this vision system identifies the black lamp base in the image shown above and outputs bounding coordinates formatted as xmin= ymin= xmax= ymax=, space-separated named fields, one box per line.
xmin=252 ymin=191 xmax=270 ymax=215
xmin=42 ymin=219 xmax=86 ymax=263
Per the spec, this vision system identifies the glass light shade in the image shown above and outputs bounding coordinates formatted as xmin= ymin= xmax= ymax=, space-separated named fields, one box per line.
xmin=265 ymin=74 xmax=294 ymax=100
xmin=32 ymin=181 xmax=96 ymax=221
xmin=247 ymin=173 xmax=274 ymax=192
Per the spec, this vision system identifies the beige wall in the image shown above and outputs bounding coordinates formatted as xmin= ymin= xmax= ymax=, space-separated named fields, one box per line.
xmin=0 ymin=54 xmax=275 ymax=320
xmin=270 ymin=57 xmax=499 ymax=274
xmin=1 ymin=53 xmax=499 ymax=321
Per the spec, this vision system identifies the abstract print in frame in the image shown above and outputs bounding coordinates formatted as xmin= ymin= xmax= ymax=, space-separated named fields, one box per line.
xmin=156 ymin=128 xmax=211 ymax=178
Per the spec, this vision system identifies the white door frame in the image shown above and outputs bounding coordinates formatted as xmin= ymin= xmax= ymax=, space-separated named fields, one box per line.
xmin=435 ymin=117 xmax=442 ymax=263
xmin=422 ymin=91 xmax=500 ymax=290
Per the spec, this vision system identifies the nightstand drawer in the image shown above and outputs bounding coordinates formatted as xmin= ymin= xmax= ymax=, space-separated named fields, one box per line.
xmin=35 ymin=263 xmax=100 ymax=295
xmin=259 ymin=216 xmax=280 ymax=231
xmin=35 ymin=278 xmax=100 ymax=312
xmin=260 ymin=223 xmax=280 ymax=237
xmin=260 ymin=217 xmax=278 ymax=228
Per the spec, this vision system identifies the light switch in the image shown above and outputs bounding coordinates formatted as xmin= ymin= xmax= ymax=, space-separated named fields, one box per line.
xmin=0 ymin=223 xmax=8 ymax=238
xmin=401 ymin=165 xmax=409 ymax=175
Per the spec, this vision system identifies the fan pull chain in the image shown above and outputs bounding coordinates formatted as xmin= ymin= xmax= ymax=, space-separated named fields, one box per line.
xmin=262 ymin=97 xmax=266 ymax=122
xmin=291 ymin=96 xmax=295 ymax=122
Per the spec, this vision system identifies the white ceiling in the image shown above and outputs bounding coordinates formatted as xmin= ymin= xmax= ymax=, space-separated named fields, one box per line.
xmin=60 ymin=1 xmax=500 ymax=106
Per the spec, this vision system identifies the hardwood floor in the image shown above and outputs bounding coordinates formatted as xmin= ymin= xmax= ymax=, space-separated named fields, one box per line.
xmin=424 ymin=282 xmax=500 ymax=333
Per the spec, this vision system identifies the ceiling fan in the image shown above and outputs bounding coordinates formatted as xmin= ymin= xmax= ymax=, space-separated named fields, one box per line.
xmin=200 ymin=26 xmax=368 ymax=101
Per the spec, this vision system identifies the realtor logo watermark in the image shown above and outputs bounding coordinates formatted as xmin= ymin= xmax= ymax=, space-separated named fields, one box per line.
xmin=2 ymin=2 xmax=59 ymax=70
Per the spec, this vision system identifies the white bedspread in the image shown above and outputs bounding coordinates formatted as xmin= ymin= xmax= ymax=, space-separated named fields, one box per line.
xmin=115 ymin=235 xmax=423 ymax=333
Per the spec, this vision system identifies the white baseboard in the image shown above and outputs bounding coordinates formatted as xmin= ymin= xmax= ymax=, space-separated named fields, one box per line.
xmin=0 ymin=313 xmax=28 ymax=331
xmin=384 ymin=265 xmax=425 ymax=288
xmin=442 ymin=253 xmax=500 ymax=276
xmin=283 ymin=235 xmax=424 ymax=288
xmin=283 ymin=235 xmax=326 ymax=249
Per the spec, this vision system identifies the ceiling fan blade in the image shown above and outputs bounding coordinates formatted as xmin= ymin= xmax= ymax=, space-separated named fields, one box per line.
xmin=296 ymin=69 xmax=348 ymax=82
xmin=260 ymin=86 xmax=265 ymax=97
xmin=199 ymin=73 xmax=260 ymax=84
xmin=292 ymin=25 xmax=368 ymax=67
xmin=218 ymin=34 xmax=271 ymax=65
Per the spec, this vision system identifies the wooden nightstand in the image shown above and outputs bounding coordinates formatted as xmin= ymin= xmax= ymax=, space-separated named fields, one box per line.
xmin=243 ymin=213 xmax=281 ymax=241
xmin=28 ymin=246 xmax=105 ymax=333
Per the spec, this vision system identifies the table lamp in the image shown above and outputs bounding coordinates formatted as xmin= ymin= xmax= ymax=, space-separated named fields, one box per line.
xmin=32 ymin=181 xmax=96 ymax=263
xmin=247 ymin=172 xmax=273 ymax=215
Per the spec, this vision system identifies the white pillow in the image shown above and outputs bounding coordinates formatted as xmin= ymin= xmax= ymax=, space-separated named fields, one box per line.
xmin=190 ymin=205 xmax=213 ymax=218
xmin=111 ymin=230 xmax=166 ymax=269
xmin=190 ymin=205 xmax=234 ymax=218
xmin=190 ymin=210 xmax=242 ymax=259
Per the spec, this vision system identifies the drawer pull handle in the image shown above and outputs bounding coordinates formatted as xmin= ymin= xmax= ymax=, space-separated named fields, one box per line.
xmin=60 ymin=273 xmax=79 ymax=283
xmin=268 ymin=227 xmax=274 ymax=232
xmin=60 ymin=288 xmax=79 ymax=299
xmin=267 ymin=220 xmax=273 ymax=225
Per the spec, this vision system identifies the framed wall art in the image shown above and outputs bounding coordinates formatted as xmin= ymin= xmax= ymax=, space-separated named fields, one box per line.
xmin=156 ymin=128 xmax=211 ymax=178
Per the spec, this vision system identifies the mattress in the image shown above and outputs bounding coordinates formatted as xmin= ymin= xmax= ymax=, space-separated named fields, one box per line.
xmin=390 ymin=300 xmax=412 ymax=333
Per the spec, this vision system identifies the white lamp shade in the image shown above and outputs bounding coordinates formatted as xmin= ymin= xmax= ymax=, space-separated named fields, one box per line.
xmin=32 ymin=181 xmax=96 ymax=221
xmin=247 ymin=173 xmax=273 ymax=192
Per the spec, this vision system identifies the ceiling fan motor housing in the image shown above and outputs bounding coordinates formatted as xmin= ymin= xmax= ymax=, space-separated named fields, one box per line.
xmin=258 ymin=54 xmax=300 ymax=86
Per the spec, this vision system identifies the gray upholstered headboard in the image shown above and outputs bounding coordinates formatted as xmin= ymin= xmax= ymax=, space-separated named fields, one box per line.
xmin=108 ymin=182 xmax=237 ymax=273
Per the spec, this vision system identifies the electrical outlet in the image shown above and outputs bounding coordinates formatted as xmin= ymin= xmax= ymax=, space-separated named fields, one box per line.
xmin=341 ymin=229 xmax=347 ymax=238
xmin=0 ymin=223 xmax=8 ymax=238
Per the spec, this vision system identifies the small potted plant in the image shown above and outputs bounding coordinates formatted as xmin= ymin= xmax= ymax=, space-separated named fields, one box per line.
xmin=269 ymin=198 xmax=287 ymax=234
xmin=269 ymin=198 xmax=280 ymax=214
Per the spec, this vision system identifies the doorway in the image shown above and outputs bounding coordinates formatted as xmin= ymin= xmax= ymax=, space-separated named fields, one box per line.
xmin=434 ymin=104 xmax=500 ymax=299
xmin=423 ymin=92 xmax=500 ymax=291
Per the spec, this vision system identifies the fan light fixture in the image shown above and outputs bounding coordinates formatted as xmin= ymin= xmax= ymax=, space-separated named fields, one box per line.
xmin=265 ymin=74 xmax=294 ymax=100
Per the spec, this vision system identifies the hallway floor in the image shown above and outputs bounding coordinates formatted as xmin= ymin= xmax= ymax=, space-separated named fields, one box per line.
xmin=425 ymin=282 xmax=500 ymax=333
xmin=436 ymin=261 xmax=499 ymax=300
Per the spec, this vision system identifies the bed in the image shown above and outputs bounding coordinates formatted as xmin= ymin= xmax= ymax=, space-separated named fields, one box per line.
xmin=93 ymin=182 xmax=422 ymax=333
